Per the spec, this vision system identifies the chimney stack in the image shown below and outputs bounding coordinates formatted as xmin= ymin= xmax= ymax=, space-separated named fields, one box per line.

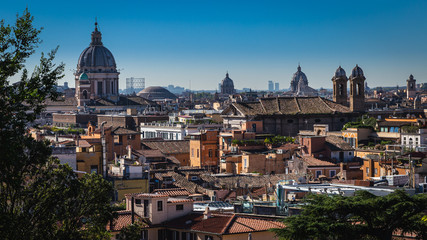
xmin=203 ymin=206 xmax=211 ymax=219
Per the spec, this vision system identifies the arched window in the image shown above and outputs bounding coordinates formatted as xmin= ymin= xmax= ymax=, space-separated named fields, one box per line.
xmin=357 ymin=83 xmax=362 ymax=95
xmin=82 ymin=90 xmax=88 ymax=99
xmin=339 ymin=84 xmax=344 ymax=96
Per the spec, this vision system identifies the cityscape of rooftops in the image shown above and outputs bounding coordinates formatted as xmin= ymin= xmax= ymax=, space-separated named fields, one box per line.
xmin=1 ymin=1 xmax=427 ymax=239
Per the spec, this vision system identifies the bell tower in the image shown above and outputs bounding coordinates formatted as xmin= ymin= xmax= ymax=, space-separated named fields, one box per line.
xmin=406 ymin=74 xmax=416 ymax=99
xmin=349 ymin=65 xmax=366 ymax=112
xmin=332 ymin=66 xmax=348 ymax=106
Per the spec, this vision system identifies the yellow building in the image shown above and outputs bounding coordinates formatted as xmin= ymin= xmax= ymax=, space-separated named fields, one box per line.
xmin=76 ymin=139 xmax=103 ymax=177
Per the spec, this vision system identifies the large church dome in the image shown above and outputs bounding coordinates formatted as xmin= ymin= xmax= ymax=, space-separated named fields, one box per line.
xmin=221 ymin=72 xmax=234 ymax=88
xmin=77 ymin=22 xmax=117 ymax=72
xmin=137 ymin=86 xmax=177 ymax=100
xmin=290 ymin=65 xmax=308 ymax=92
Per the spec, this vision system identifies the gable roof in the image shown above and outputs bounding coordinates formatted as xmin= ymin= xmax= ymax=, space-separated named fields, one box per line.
xmin=303 ymin=156 xmax=337 ymax=167
xmin=224 ymin=96 xmax=352 ymax=116
xmin=86 ymin=96 xmax=156 ymax=107
xmin=163 ymin=213 xmax=285 ymax=235
xmin=325 ymin=135 xmax=354 ymax=151
xmin=224 ymin=215 xmax=285 ymax=234
xmin=111 ymin=126 xmax=139 ymax=135
xmin=152 ymin=188 xmax=191 ymax=197
xmin=142 ymin=140 xmax=189 ymax=154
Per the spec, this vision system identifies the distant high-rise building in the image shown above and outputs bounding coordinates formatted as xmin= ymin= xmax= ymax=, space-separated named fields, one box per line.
xmin=275 ymin=82 xmax=279 ymax=91
xmin=126 ymin=77 xmax=145 ymax=94
xmin=268 ymin=80 xmax=274 ymax=91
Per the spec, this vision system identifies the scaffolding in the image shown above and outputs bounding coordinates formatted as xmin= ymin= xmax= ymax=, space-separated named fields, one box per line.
xmin=126 ymin=77 xmax=145 ymax=93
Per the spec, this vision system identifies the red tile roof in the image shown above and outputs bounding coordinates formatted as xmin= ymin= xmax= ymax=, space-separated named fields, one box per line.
xmin=164 ymin=213 xmax=231 ymax=234
xmin=163 ymin=213 xmax=285 ymax=235
xmin=107 ymin=211 xmax=148 ymax=232
xmin=168 ymin=198 xmax=193 ymax=203
xmin=303 ymin=156 xmax=337 ymax=167
xmin=78 ymin=140 xmax=92 ymax=148
xmin=124 ymin=193 xmax=169 ymax=198
xmin=224 ymin=215 xmax=285 ymax=234
xmin=153 ymin=188 xmax=191 ymax=197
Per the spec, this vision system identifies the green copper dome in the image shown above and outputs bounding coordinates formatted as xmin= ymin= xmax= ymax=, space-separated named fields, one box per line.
xmin=79 ymin=72 xmax=89 ymax=80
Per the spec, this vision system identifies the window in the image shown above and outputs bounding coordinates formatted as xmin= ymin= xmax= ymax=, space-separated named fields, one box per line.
xmin=205 ymin=236 xmax=214 ymax=240
xmin=135 ymin=199 xmax=141 ymax=205
xmin=330 ymin=170 xmax=336 ymax=178
xmin=176 ymin=204 xmax=184 ymax=211
xmin=209 ymin=149 xmax=212 ymax=157
xmin=142 ymin=230 xmax=148 ymax=240
xmin=127 ymin=135 xmax=135 ymax=140
xmin=315 ymin=170 xmax=322 ymax=178
xmin=197 ymin=149 xmax=199 ymax=158
xmin=374 ymin=168 xmax=378 ymax=175
xmin=90 ymin=165 xmax=98 ymax=174
xmin=157 ymin=200 xmax=163 ymax=211
xmin=366 ymin=167 xmax=370 ymax=174
xmin=191 ymin=148 xmax=194 ymax=157
xmin=244 ymin=158 xmax=247 ymax=168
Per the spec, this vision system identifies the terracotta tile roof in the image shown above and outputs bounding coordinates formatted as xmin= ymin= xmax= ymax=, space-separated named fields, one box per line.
xmin=78 ymin=140 xmax=92 ymax=148
xmin=153 ymin=188 xmax=191 ymax=197
xmin=44 ymin=97 xmax=77 ymax=106
xmin=107 ymin=210 xmax=147 ymax=232
xmin=325 ymin=135 xmax=354 ymax=151
xmin=163 ymin=213 xmax=232 ymax=234
xmin=168 ymin=198 xmax=193 ymax=203
xmin=86 ymin=96 xmax=156 ymax=107
xmin=227 ymin=96 xmax=351 ymax=116
xmin=112 ymin=127 xmax=139 ymax=135
xmin=224 ymin=215 xmax=285 ymax=234
xmin=133 ymin=149 xmax=165 ymax=158
xmin=163 ymin=213 xmax=285 ymax=235
xmin=303 ymin=156 xmax=337 ymax=167
xmin=124 ymin=193 xmax=169 ymax=198
xmin=142 ymin=140 xmax=189 ymax=154
xmin=275 ymin=143 xmax=299 ymax=151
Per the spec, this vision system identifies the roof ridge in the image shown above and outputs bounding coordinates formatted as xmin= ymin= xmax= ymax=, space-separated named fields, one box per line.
xmin=221 ymin=214 xmax=237 ymax=234
xmin=319 ymin=97 xmax=335 ymax=112
xmin=294 ymin=97 xmax=301 ymax=112
xmin=276 ymin=97 xmax=283 ymax=114
xmin=259 ymin=99 xmax=267 ymax=113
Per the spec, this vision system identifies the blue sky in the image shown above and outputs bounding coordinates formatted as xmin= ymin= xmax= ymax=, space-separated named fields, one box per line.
xmin=2 ymin=0 xmax=427 ymax=90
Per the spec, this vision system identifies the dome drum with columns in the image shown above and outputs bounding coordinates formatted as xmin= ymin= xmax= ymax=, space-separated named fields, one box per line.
xmin=75 ymin=22 xmax=119 ymax=107
xmin=286 ymin=65 xmax=317 ymax=96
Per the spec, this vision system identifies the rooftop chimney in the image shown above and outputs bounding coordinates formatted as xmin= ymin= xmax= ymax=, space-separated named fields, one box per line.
xmin=203 ymin=206 xmax=211 ymax=219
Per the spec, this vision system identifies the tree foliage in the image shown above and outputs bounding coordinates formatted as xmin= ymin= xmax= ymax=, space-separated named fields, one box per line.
xmin=271 ymin=190 xmax=427 ymax=240
xmin=116 ymin=222 xmax=144 ymax=240
xmin=342 ymin=115 xmax=377 ymax=130
xmin=0 ymin=9 xmax=115 ymax=239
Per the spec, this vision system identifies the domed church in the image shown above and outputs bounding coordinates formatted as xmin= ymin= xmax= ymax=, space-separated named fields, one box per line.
xmin=220 ymin=72 xmax=235 ymax=95
xmin=75 ymin=22 xmax=119 ymax=107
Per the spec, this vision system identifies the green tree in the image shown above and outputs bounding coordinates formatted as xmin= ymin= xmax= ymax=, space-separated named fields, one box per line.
xmin=0 ymin=9 xmax=115 ymax=239
xmin=116 ymin=222 xmax=144 ymax=240
xmin=271 ymin=190 xmax=427 ymax=240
